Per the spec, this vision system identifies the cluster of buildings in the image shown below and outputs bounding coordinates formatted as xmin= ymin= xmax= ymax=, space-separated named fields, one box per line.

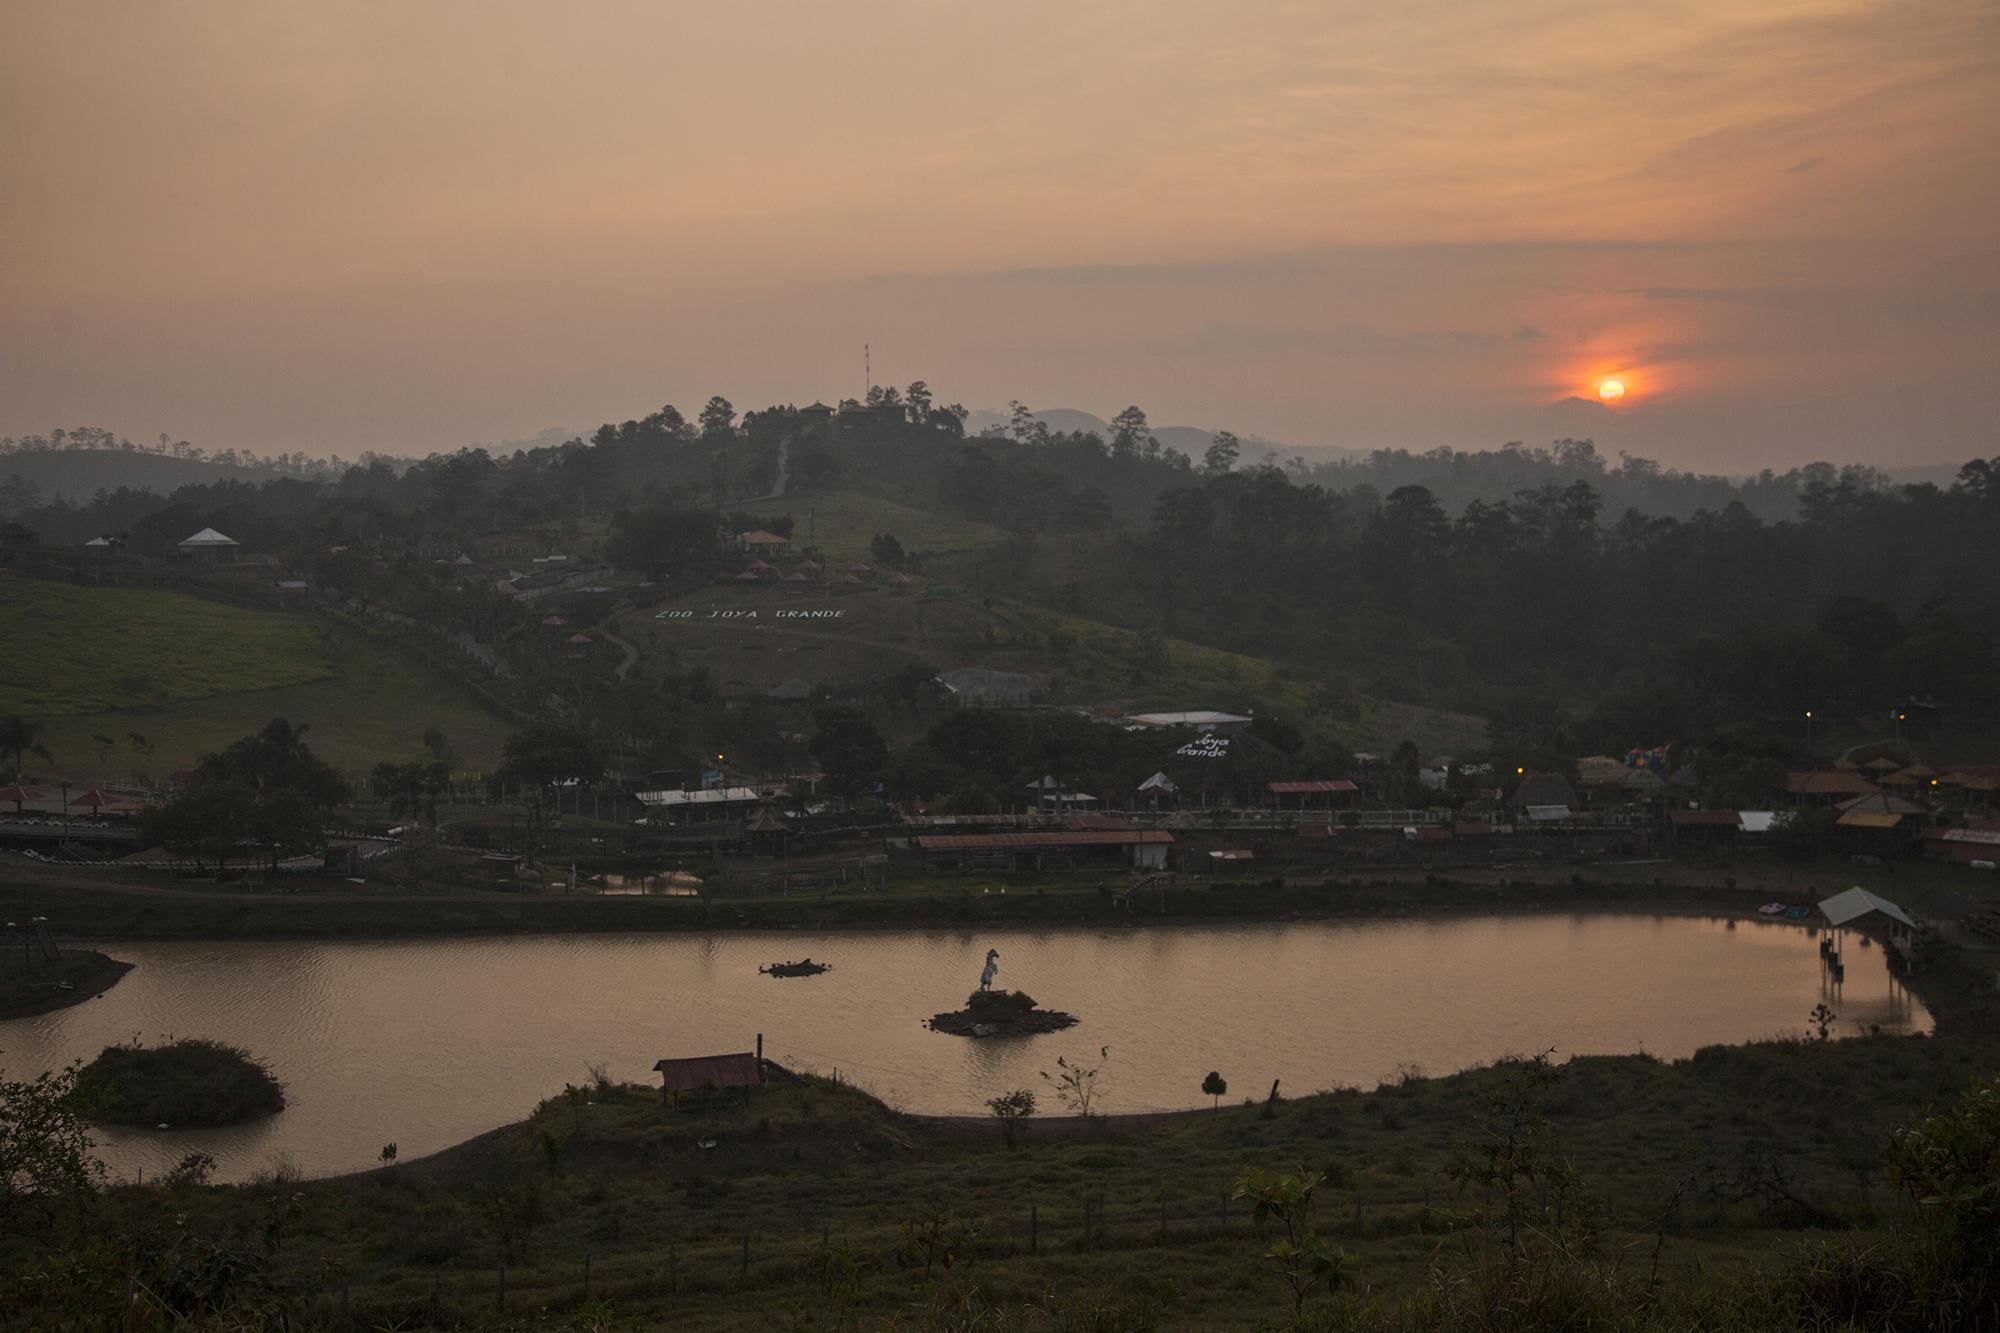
xmin=723 ymin=541 xmax=913 ymax=594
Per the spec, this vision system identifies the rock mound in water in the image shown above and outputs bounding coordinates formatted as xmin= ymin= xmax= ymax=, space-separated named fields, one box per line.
xmin=927 ymin=989 xmax=1078 ymax=1037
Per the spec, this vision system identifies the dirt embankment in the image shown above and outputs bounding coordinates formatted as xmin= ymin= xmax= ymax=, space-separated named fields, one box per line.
xmin=0 ymin=948 xmax=132 ymax=1019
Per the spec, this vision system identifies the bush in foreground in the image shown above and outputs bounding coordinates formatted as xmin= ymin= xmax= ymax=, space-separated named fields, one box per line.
xmin=76 ymin=1038 xmax=284 ymax=1128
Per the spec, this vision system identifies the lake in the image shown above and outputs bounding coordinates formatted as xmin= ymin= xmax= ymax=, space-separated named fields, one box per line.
xmin=0 ymin=912 xmax=1927 ymax=1182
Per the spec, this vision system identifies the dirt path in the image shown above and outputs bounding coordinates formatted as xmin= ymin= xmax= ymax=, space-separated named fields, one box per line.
xmin=601 ymin=629 xmax=640 ymax=679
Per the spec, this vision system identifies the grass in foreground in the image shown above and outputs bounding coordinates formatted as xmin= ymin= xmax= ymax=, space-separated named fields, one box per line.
xmin=11 ymin=1006 xmax=1995 ymax=1330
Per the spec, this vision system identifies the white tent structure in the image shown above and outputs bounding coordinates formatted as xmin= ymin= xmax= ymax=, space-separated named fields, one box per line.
xmin=1817 ymin=887 xmax=1916 ymax=930
xmin=176 ymin=527 xmax=240 ymax=559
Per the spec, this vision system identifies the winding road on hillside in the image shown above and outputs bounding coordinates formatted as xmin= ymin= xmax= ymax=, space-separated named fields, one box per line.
xmin=601 ymin=629 xmax=640 ymax=680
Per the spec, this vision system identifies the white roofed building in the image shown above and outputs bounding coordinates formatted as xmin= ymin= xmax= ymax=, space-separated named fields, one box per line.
xmin=176 ymin=527 xmax=241 ymax=561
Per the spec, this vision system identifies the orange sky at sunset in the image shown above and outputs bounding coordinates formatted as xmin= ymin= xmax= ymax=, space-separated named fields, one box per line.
xmin=3 ymin=1 xmax=1995 ymax=468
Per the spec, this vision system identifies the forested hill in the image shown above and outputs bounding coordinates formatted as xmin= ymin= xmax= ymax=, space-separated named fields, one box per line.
xmin=0 ymin=449 xmax=302 ymax=504
xmin=5 ymin=388 xmax=1995 ymax=754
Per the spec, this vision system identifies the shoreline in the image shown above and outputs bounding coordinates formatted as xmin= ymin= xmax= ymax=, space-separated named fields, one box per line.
xmin=13 ymin=857 xmax=1836 ymax=945
xmin=0 ymin=949 xmax=133 ymax=1019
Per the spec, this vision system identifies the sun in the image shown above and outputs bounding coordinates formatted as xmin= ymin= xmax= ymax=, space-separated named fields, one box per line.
xmin=1597 ymin=378 xmax=1626 ymax=402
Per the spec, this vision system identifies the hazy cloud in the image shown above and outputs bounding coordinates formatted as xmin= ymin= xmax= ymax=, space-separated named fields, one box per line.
xmin=0 ymin=0 xmax=1993 ymax=469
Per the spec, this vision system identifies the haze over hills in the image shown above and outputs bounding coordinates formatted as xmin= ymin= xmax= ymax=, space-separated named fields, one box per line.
xmin=0 ymin=449 xmax=301 ymax=502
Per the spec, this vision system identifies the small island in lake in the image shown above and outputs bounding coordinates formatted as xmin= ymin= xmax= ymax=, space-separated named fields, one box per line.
xmin=928 ymin=989 xmax=1078 ymax=1037
xmin=759 ymin=958 xmax=831 ymax=978
xmin=77 ymin=1038 xmax=286 ymax=1128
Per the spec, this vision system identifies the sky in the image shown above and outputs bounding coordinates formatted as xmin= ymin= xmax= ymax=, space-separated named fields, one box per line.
xmin=2 ymin=0 xmax=1995 ymax=471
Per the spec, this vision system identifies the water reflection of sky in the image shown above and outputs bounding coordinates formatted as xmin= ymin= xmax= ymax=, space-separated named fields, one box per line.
xmin=0 ymin=914 xmax=1927 ymax=1182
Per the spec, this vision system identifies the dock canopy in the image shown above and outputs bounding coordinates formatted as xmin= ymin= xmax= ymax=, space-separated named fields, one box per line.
xmin=653 ymin=1052 xmax=761 ymax=1093
xmin=1817 ymin=887 xmax=1916 ymax=930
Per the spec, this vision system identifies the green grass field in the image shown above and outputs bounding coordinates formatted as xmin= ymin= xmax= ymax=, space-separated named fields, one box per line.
xmin=774 ymin=489 xmax=1011 ymax=563
xmin=0 ymin=574 xmax=336 ymax=714
xmin=31 ymin=635 xmax=512 ymax=779
xmin=1 ymin=575 xmax=514 ymax=778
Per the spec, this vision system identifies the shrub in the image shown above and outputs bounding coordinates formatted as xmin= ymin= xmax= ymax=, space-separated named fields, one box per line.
xmin=77 ymin=1039 xmax=284 ymax=1128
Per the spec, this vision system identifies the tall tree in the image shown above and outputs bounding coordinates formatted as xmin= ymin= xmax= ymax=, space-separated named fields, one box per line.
xmin=0 ymin=716 xmax=54 ymax=781
xmin=809 ymin=706 xmax=886 ymax=799
xmin=1108 ymin=405 xmax=1155 ymax=461
xmin=1203 ymin=430 xmax=1241 ymax=476
xmin=496 ymin=723 xmax=605 ymax=854
xmin=698 ymin=396 xmax=737 ymax=440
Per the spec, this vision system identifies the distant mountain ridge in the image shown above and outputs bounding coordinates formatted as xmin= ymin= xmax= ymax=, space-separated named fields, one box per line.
xmin=0 ymin=449 xmax=295 ymax=502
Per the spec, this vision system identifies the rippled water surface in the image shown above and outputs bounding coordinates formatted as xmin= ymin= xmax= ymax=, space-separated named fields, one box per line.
xmin=0 ymin=913 xmax=1926 ymax=1181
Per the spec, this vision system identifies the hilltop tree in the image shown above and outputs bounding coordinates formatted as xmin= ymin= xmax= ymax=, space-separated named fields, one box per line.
xmin=1008 ymin=401 xmax=1050 ymax=445
xmin=644 ymin=404 xmax=689 ymax=443
xmin=1109 ymin=405 xmax=1156 ymax=462
xmin=1203 ymin=1070 xmax=1228 ymax=1111
xmin=698 ymin=396 xmax=737 ymax=440
xmin=1204 ymin=430 xmax=1241 ymax=476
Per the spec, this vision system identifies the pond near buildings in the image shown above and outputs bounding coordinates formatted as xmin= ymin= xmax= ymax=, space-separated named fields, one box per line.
xmin=0 ymin=912 xmax=1927 ymax=1182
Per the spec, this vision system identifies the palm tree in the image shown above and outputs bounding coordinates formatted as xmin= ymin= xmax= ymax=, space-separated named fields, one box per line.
xmin=1 ymin=715 xmax=54 ymax=781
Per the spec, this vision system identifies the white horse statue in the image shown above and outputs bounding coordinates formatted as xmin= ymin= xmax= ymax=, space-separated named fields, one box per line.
xmin=979 ymin=948 xmax=1000 ymax=992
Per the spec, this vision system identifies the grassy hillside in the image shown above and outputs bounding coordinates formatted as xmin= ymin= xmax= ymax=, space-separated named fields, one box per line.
xmin=619 ymin=581 xmax=1483 ymax=756
xmin=0 ymin=573 xmax=336 ymax=714
xmin=33 ymin=637 xmax=512 ymax=778
xmin=769 ymin=488 xmax=1010 ymax=563
xmin=1 ymin=575 xmax=512 ymax=776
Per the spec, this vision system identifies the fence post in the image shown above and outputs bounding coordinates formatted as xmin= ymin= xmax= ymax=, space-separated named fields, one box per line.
xmin=497 ymin=1260 xmax=507 ymax=1309
xmin=1030 ymin=1203 xmax=1038 ymax=1254
xmin=1083 ymin=1198 xmax=1093 ymax=1248
xmin=669 ymin=1244 xmax=678 ymax=1295
xmin=340 ymin=1280 xmax=349 ymax=1321
xmin=742 ymin=1233 xmax=750 ymax=1277
xmin=430 ymin=1271 xmax=440 ymax=1321
xmin=583 ymin=1252 xmax=591 ymax=1300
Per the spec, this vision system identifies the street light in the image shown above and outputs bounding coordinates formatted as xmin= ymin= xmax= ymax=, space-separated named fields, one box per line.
xmin=1804 ymin=710 xmax=1813 ymax=757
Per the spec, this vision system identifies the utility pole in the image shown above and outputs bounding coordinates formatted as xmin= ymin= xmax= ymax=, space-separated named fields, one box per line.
xmin=864 ymin=344 xmax=870 ymax=399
